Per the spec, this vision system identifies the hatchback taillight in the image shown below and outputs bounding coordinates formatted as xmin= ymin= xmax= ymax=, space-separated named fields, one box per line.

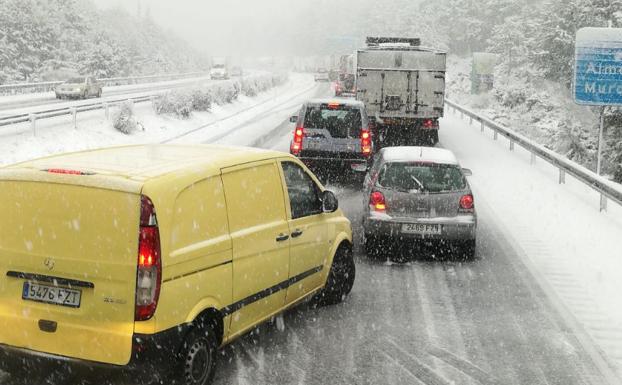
xmin=361 ymin=128 xmax=372 ymax=157
xmin=370 ymin=191 xmax=386 ymax=212
xmin=459 ymin=194 xmax=474 ymax=213
xmin=290 ymin=126 xmax=304 ymax=156
xmin=135 ymin=195 xmax=161 ymax=321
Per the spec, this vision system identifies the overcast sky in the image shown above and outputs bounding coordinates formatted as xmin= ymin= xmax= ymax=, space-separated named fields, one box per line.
xmin=92 ymin=0 xmax=368 ymax=56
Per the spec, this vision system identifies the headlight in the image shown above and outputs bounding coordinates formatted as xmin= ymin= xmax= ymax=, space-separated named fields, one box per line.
xmin=74 ymin=88 xmax=82 ymax=91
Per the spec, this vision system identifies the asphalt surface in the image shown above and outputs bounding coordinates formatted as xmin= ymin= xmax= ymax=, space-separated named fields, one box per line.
xmin=0 ymin=91 xmax=616 ymax=385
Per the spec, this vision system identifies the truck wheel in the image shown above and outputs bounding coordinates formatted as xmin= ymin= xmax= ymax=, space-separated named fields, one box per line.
xmin=314 ymin=244 xmax=355 ymax=306
xmin=176 ymin=324 xmax=217 ymax=385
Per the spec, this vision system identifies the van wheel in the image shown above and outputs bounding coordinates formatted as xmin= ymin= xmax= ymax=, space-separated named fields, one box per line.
xmin=177 ymin=325 xmax=217 ymax=385
xmin=314 ymin=244 xmax=355 ymax=306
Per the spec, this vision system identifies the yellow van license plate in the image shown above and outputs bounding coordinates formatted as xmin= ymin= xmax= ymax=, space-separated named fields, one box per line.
xmin=22 ymin=282 xmax=81 ymax=308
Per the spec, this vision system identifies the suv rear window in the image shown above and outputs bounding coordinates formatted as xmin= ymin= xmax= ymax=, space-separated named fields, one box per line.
xmin=303 ymin=104 xmax=362 ymax=138
xmin=377 ymin=162 xmax=466 ymax=192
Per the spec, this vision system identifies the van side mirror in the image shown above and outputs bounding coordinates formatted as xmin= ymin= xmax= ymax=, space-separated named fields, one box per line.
xmin=322 ymin=190 xmax=338 ymax=213
xmin=462 ymin=168 xmax=473 ymax=176
xmin=289 ymin=115 xmax=298 ymax=123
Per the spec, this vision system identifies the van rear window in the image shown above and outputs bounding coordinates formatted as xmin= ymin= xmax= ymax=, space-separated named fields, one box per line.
xmin=303 ymin=105 xmax=362 ymax=138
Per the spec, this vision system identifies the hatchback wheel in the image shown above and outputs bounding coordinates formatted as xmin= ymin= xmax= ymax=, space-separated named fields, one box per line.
xmin=364 ymin=235 xmax=383 ymax=259
xmin=176 ymin=325 xmax=217 ymax=385
xmin=455 ymin=239 xmax=476 ymax=260
xmin=314 ymin=244 xmax=355 ymax=306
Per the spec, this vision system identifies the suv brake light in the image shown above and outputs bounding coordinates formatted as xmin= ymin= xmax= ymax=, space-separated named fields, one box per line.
xmin=361 ymin=128 xmax=372 ymax=156
xmin=369 ymin=191 xmax=386 ymax=212
xmin=135 ymin=195 xmax=162 ymax=321
xmin=290 ymin=125 xmax=304 ymax=156
xmin=459 ymin=194 xmax=474 ymax=213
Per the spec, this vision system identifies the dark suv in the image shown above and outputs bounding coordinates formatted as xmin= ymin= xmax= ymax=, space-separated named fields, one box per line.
xmin=289 ymin=99 xmax=373 ymax=179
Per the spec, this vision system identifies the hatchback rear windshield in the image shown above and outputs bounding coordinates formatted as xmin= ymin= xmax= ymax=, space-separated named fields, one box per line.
xmin=303 ymin=104 xmax=362 ymax=138
xmin=377 ymin=162 xmax=466 ymax=192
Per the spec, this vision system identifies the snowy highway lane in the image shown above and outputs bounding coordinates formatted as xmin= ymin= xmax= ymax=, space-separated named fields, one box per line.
xmin=1 ymin=84 xmax=621 ymax=385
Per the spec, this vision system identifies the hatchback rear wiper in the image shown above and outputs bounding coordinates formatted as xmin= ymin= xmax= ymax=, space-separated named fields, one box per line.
xmin=410 ymin=175 xmax=426 ymax=191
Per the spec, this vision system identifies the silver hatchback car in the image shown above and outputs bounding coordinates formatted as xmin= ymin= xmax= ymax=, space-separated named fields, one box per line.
xmin=362 ymin=146 xmax=477 ymax=259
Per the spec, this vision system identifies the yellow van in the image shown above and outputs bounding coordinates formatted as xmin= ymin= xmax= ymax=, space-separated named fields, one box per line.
xmin=0 ymin=144 xmax=354 ymax=385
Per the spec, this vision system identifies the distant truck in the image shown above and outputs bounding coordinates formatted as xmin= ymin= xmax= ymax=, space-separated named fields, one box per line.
xmin=210 ymin=57 xmax=230 ymax=80
xmin=355 ymin=37 xmax=446 ymax=145
xmin=335 ymin=54 xmax=356 ymax=97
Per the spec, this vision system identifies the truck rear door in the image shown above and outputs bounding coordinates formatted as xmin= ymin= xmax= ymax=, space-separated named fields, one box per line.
xmin=0 ymin=179 xmax=140 ymax=365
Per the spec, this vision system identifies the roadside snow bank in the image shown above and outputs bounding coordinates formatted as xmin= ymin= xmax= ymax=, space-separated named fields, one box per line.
xmin=0 ymin=73 xmax=312 ymax=166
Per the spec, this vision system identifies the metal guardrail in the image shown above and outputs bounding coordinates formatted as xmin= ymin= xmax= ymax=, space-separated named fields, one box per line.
xmin=0 ymin=95 xmax=154 ymax=134
xmin=0 ymin=72 xmax=209 ymax=95
xmin=446 ymin=99 xmax=622 ymax=212
xmin=0 ymin=73 xmax=277 ymax=137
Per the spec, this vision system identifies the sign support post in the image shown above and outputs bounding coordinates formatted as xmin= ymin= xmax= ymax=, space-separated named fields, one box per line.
xmin=597 ymin=106 xmax=605 ymax=175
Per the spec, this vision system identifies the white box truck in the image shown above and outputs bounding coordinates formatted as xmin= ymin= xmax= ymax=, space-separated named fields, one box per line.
xmin=356 ymin=37 xmax=446 ymax=145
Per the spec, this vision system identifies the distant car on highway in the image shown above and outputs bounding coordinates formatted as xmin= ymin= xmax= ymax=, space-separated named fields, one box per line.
xmin=230 ymin=66 xmax=243 ymax=76
xmin=314 ymin=68 xmax=330 ymax=82
xmin=362 ymin=146 xmax=476 ymax=260
xmin=289 ymin=98 xmax=373 ymax=180
xmin=54 ymin=76 xmax=102 ymax=99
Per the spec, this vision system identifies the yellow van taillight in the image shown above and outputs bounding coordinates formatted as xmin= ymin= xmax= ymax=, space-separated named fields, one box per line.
xmin=135 ymin=195 xmax=161 ymax=321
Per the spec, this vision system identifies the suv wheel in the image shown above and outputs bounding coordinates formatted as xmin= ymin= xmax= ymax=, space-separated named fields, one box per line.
xmin=314 ymin=244 xmax=355 ymax=306
xmin=176 ymin=324 xmax=217 ymax=385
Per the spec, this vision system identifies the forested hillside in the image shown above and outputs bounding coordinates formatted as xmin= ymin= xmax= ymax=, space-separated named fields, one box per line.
xmin=411 ymin=0 xmax=622 ymax=181
xmin=0 ymin=0 xmax=208 ymax=83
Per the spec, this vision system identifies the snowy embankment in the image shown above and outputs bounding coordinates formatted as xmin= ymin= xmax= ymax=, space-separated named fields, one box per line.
xmin=0 ymin=73 xmax=316 ymax=166
xmin=446 ymin=56 xmax=609 ymax=178
xmin=441 ymin=111 xmax=622 ymax=375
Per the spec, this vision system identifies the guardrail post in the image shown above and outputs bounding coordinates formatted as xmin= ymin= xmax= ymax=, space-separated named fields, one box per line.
xmin=600 ymin=194 xmax=608 ymax=212
xmin=104 ymin=102 xmax=110 ymax=120
xmin=510 ymin=140 xmax=514 ymax=151
xmin=469 ymin=116 xmax=473 ymax=125
xmin=530 ymin=152 xmax=536 ymax=165
xmin=480 ymin=121 xmax=484 ymax=132
xmin=559 ymin=169 xmax=566 ymax=184
xmin=460 ymin=111 xmax=464 ymax=119
xmin=29 ymin=114 xmax=36 ymax=136
xmin=71 ymin=107 xmax=77 ymax=129
xmin=493 ymin=131 xmax=498 ymax=140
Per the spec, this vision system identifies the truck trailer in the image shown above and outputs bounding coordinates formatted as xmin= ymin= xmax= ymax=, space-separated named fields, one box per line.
xmin=355 ymin=37 xmax=446 ymax=146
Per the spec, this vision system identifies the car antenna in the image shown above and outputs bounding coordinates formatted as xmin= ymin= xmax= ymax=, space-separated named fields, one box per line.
xmin=420 ymin=147 xmax=423 ymax=157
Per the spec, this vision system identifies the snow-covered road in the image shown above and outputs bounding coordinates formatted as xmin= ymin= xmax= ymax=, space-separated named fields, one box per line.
xmin=1 ymin=78 xmax=621 ymax=385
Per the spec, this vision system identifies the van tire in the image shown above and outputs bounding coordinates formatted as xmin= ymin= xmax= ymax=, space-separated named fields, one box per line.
xmin=175 ymin=324 xmax=218 ymax=385
xmin=314 ymin=244 xmax=355 ymax=306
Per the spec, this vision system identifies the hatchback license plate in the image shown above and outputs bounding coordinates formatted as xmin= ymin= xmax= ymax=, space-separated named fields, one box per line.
xmin=401 ymin=223 xmax=442 ymax=235
xmin=22 ymin=282 xmax=81 ymax=308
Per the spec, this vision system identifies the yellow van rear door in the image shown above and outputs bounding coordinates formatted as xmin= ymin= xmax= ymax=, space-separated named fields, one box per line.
xmin=0 ymin=180 xmax=139 ymax=365
xmin=221 ymin=160 xmax=290 ymax=337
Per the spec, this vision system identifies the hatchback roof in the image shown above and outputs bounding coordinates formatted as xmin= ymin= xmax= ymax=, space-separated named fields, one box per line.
xmin=305 ymin=98 xmax=364 ymax=107
xmin=380 ymin=146 xmax=459 ymax=165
